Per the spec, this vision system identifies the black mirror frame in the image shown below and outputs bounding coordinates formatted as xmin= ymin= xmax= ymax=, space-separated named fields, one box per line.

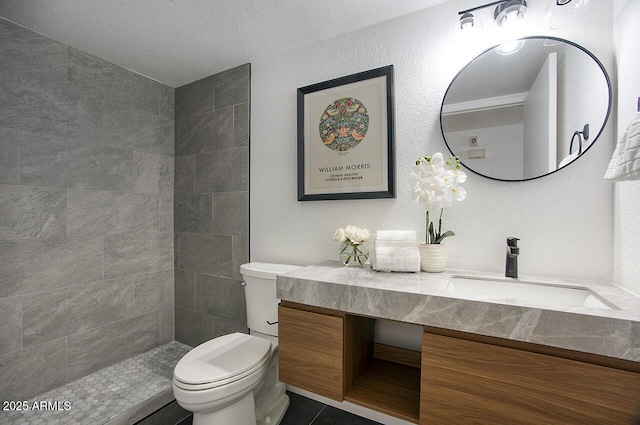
xmin=440 ymin=36 xmax=612 ymax=182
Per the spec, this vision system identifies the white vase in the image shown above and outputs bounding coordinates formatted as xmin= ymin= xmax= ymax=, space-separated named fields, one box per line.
xmin=419 ymin=243 xmax=448 ymax=273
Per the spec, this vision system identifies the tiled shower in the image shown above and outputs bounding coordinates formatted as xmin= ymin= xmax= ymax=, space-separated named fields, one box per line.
xmin=173 ymin=65 xmax=250 ymax=348
xmin=0 ymin=16 xmax=250 ymax=404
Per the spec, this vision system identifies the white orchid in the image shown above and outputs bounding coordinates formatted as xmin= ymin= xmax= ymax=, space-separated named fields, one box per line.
xmin=410 ymin=153 xmax=467 ymax=244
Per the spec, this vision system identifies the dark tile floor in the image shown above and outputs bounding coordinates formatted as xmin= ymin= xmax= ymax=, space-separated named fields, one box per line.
xmin=178 ymin=391 xmax=381 ymax=425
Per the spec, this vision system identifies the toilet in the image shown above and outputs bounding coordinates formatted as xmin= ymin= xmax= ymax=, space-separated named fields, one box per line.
xmin=172 ymin=262 xmax=301 ymax=425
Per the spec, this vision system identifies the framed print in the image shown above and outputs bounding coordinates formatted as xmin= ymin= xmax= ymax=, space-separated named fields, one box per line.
xmin=297 ymin=65 xmax=395 ymax=201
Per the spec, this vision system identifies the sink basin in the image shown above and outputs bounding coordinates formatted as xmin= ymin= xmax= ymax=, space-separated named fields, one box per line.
xmin=445 ymin=276 xmax=617 ymax=310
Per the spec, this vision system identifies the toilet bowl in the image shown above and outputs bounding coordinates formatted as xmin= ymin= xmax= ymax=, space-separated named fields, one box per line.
xmin=173 ymin=262 xmax=301 ymax=425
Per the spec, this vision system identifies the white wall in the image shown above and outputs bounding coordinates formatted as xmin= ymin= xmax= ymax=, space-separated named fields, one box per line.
xmin=523 ymin=52 xmax=557 ymax=178
xmin=446 ymin=124 xmax=524 ymax=179
xmin=613 ymin=0 xmax=640 ymax=295
xmin=251 ymin=0 xmax=615 ymax=282
xmin=557 ymin=42 xmax=610 ymax=164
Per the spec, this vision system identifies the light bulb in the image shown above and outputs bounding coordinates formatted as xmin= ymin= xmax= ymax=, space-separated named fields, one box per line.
xmin=496 ymin=39 xmax=525 ymax=55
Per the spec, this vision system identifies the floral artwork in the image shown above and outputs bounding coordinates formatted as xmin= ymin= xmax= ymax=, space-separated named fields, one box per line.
xmin=319 ymin=97 xmax=370 ymax=152
xmin=297 ymin=65 xmax=395 ymax=201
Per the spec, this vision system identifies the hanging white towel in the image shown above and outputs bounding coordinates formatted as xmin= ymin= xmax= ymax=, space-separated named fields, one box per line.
xmin=605 ymin=113 xmax=640 ymax=181
xmin=558 ymin=151 xmax=579 ymax=168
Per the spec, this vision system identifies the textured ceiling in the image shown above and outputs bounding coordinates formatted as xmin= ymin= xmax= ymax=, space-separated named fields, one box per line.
xmin=0 ymin=0 xmax=451 ymax=87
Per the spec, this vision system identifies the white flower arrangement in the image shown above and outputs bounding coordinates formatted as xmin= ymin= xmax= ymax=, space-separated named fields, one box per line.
xmin=332 ymin=225 xmax=370 ymax=245
xmin=410 ymin=152 xmax=467 ymax=244
xmin=333 ymin=225 xmax=370 ymax=266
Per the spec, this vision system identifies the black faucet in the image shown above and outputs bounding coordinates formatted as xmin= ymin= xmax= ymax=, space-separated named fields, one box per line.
xmin=505 ymin=237 xmax=519 ymax=278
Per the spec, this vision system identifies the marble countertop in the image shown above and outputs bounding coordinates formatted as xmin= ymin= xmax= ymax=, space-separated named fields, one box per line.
xmin=276 ymin=261 xmax=640 ymax=362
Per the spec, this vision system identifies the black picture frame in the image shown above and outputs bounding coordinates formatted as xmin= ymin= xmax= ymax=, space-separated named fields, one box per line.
xmin=297 ymin=65 xmax=395 ymax=201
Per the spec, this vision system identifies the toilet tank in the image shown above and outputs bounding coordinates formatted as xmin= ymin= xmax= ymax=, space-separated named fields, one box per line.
xmin=240 ymin=262 xmax=301 ymax=336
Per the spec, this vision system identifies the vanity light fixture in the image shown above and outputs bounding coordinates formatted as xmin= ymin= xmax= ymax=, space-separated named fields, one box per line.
xmin=494 ymin=0 xmax=528 ymax=27
xmin=458 ymin=0 xmax=527 ymax=31
xmin=459 ymin=12 xmax=477 ymax=30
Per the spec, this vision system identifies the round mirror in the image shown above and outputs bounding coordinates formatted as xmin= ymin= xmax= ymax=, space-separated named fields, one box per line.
xmin=440 ymin=36 xmax=611 ymax=181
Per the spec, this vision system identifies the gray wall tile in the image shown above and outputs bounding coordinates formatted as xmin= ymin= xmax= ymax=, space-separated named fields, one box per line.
xmin=176 ymin=107 xmax=233 ymax=156
xmin=175 ymin=155 xmax=195 ymax=193
xmin=67 ymin=189 xmax=159 ymax=236
xmin=104 ymin=102 xmax=174 ymax=157
xmin=232 ymin=236 xmax=249 ymax=281
xmin=104 ymin=233 xmax=173 ymax=279
xmin=67 ymin=47 xmax=160 ymax=115
xmin=174 ymin=269 xmax=196 ymax=310
xmin=0 ymin=127 xmax=20 ymax=184
xmin=0 ymin=21 xmax=177 ymax=395
xmin=174 ymin=232 xmax=179 ymax=269
xmin=234 ymin=103 xmax=249 ymax=148
xmin=0 ymin=185 xmax=66 ymax=240
xmin=175 ymin=76 xmax=214 ymax=120
xmin=160 ymin=86 xmax=175 ymax=121
xmin=175 ymin=193 xmax=212 ymax=233
xmin=194 ymin=147 xmax=248 ymax=193
xmin=177 ymin=233 xmax=233 ymax=277
xmin=66 ymin=47 xmax=119 ymax=98
xmin=0 ymin=72 xmax=104 ymax=141
xmin=195 ymin=274 xmax=245 ymax=323
xmin=0 ymin=19 xmax=67 ymax=85
xmin=134 ymin=270 xmax=174 ymax=313
xmin=0 ymin=296 xmax=22 ymax=357
xmin=133 ymin=151 xmax=174 ymax=194
xmin=213 ymin=64 xmax=250 ymax=110
xmin=0 ymin=338 xmax=66 ymax=401
xmin=212 ymin=315 xmax=248 ymax=338
xmin=159 ymin=191 xmax=174 ymax=233
xmin=22 ymin=277 xmax=135 ymax=347
xmin=0 ymin=237 xmax=103 ymax=298
xmin=174 ymin=65 xmax=250 ymax=346
xmin=66 ymin=312 xmax=160 ymax=381
xmin=175 ymin=306 xmax=212 ymax=347
xmin=212 ymin=191 xmax=248 ymax=236
xmin=159 ymin=306 xmax=175 ymax=344
xmin=21 ymin=132 xmax=132 ymax=191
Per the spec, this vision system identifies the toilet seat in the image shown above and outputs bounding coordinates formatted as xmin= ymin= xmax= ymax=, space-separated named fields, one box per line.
xmin=173 ymin=333 xmax=271 ymax=391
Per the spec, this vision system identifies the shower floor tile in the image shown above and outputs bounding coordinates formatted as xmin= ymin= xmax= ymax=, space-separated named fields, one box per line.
xmin=0 ymin=341 xmax=191 ymax=425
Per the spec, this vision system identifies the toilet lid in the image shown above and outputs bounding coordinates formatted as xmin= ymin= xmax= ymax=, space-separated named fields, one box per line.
xmin=174 ymin=333 xmax=271 ymax=385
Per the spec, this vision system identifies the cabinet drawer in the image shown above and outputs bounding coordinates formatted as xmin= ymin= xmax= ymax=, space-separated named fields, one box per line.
xmin=278 ymin=306 xmax=344 ymax=401
xmin=420 ymin=331 xmax=640 ymax=424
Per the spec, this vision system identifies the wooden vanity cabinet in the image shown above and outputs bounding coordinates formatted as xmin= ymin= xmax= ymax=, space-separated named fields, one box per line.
xmin=278 ymin=301 xmax=422 ymax=423
xmin=278 ymin=303 xmax=345 ymax=401
xmin=279 ymin=302 xmax=640 ymax=424
xmin=420 ymin=328 xmax=640 ymax=425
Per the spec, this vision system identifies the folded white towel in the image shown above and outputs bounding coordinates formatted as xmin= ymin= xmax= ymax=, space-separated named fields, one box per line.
xmin=375 ymin=239 xmax=417 ymax=248
xmin=605 ymin=113 xmax=640 ymax=181
xmin=375 ymin=230 xmax=417 ymax=241
xmin=372 ymin=247 xmax=420 ymax=272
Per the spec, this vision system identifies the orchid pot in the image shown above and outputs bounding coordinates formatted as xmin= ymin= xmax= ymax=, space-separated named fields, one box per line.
xmin=410 ymin=153 xmax=467 ymax=272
